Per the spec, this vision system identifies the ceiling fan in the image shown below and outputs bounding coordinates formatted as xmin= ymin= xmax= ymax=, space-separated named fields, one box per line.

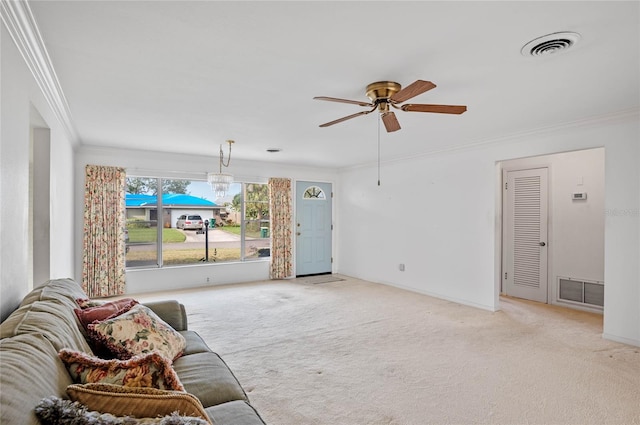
xmin=314 ymin=80 xmax=467 ymax=133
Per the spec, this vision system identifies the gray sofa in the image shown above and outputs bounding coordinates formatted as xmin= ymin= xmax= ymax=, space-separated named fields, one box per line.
xmin=0 ymin=278 xmax=266 ymax=424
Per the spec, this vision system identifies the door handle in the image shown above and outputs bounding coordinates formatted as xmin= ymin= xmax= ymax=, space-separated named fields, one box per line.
xmin=539 ymin=242 xmax=546 ymax=247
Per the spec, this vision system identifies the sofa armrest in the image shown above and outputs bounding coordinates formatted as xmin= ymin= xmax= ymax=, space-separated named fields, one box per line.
xmin=142 ymin=300 xmax=188 ymax=331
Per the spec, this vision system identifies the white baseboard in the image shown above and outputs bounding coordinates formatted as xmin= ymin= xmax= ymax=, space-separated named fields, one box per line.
xmin=602 ymin=333 xmax=640 ymax=348
xmin=374 ymin=279 xmax=499 ymax=312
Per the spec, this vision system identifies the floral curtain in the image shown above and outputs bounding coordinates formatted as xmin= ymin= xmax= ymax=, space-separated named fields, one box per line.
xmin=82 ymin=165 xmax=127 ymax=297
xmin=268 ymin=177 xmax=293 ymax=279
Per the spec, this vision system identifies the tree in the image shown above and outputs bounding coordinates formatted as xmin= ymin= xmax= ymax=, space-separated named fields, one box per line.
xmin=231 ymin=193 xmax=242 ymax=212
xmin=126 ymin=177 xmax=190 ymax=195
xmin=162 ymin=179 xmax=190 ymax=195
xmin=126 ymin=177 xmax=153 ymax=194
xmin=245 ymin=184 xmax=269 ymax=219
xmin=230 ymin=184 xmax=269 ymax=219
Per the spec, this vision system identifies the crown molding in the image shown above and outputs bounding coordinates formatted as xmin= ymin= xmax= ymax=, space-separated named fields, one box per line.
xmin=1 ymin=0 xmax=78 ymax=143
xmin=342 ymin=107 xmax=640 ymax=171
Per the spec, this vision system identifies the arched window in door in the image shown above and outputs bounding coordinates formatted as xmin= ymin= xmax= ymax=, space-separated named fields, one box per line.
xmin=303 ymin=186 xmax=326 ymax=200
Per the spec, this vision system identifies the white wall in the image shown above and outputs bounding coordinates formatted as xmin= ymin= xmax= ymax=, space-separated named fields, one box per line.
xmin=602 ymin=126 xmax=640 ymax=347
xmin=75 ymin=145 xmax=339 ymax=294
xmin=501 ymin=148 xmax=605 ymax=309
xmin=338 ymin=144 xmax=497 ymax=310
xmin=337 ymin=113 xmax=639 ymax=346
xmin=1 ymin=24 xmax=76 ymax=320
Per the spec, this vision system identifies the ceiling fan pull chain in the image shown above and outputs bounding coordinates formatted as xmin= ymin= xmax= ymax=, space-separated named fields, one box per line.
xmin=377 ymin=113 xmax=381 ymax=187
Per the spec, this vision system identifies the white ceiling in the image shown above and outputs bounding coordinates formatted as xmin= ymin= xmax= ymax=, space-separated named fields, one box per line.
xmin=28 ymin=1 xmax=640 ymax=169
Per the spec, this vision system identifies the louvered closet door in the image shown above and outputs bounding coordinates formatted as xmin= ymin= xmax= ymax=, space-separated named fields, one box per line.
xmin=503 ymin=168 xmax=548 ymax=303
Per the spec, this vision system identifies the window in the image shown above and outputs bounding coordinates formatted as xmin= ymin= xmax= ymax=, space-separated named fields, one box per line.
xmin=124 ymin=177 xmax=270 ymax=269
xmin=243 ymin=183 xmax=271 ymax=258
xmin=303 ymin=186 xmax=326 ymax=199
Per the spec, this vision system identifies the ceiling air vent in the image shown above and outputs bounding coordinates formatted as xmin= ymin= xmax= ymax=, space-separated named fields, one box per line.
xmin=521 ymin=32 xmax=581 ymax=57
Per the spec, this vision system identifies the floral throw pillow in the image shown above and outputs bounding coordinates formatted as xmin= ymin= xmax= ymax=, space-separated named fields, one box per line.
xmin=59 ymin=349 xmax=184 ymax=391
xmin=87 ymin=304 xmax=186 ymax=362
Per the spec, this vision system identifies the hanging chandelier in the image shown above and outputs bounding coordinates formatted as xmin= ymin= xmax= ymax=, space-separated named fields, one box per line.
xmin=207 ymin=139 xmax=234 ymax=199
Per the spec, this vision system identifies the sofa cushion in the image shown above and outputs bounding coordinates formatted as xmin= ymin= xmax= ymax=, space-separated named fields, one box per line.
xmin=173 ymin=352 xmax=248 ymax=408
xmin=0 ymin=303 xmax=34 ymax=339
xmin=66 ymin=383 xmax=211 ymax=423
xmin=59 ymin=349 xmax=184 ymax=391
xmin=20 ymin=278 xmax=88 ymax=311
xmin=0 ymin=299 xmax=93 ymax=353
xmin=0 ymin=333 xmax=73 ymax=425
xmin=180 ymin=330 xmax=213 ymax=356
xmin=144 ymin=300 xmax=188 ymax=332
xmin=87 ymin=304 xmax=186 ymax=361
xmin=205 ymin=401 xmax=266 ymax=425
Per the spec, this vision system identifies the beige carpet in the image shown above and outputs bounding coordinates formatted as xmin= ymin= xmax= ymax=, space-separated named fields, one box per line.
xmin=135 ymin=276 xmax=640 ymax=425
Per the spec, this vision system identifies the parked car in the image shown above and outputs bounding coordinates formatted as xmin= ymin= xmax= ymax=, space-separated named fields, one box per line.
xmin=176 ymin=214 xmax=204 ymax=230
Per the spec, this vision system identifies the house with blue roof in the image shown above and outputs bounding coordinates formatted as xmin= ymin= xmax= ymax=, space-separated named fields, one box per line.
xmin=126 ymin=194 xmax=229 ymax=228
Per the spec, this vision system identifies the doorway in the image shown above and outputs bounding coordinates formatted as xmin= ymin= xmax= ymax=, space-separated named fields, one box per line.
xmin=498 ymin=148 xmax=605 ymax=311
xmin=30 ymin=105 xmax=51 ymax=290
xmin=295 ymin=181 xmax=332 ymax=277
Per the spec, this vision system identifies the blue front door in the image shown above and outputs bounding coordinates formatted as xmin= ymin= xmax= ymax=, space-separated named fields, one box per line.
xmin=295 ymin=181 xmax=332 ymax=276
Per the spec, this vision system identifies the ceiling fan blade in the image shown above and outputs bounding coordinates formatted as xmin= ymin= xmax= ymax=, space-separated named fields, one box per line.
xmin=313 ymin=96 xmax=373 ymax=107
xmin=319 ymin=108 xmax=375 ymax=128
xmin=390 ymin=80 xmax=436 ymax=103
xmin=381 ymin=111 xmax=401 ymax=132
xmin=401 ymin=103 xmax=467 ymax=114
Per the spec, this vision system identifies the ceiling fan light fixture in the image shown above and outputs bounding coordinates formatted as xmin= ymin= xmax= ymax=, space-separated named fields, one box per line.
xmin=521 ymin=31 xmax=581 ymax=57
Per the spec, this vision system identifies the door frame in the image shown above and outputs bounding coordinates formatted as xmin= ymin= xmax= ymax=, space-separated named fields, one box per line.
xmin=293 ymin=179 xmax=335 ymax=277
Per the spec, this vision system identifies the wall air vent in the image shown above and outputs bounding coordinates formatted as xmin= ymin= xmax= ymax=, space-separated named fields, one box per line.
xmin=558 ymin=277 xmax=603 ymax=309
xmin=521 ymin=32 xmax=581 ymax=57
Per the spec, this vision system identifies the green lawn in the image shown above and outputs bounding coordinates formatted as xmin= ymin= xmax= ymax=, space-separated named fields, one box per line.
xmin=126 ymin=248 xmax=259 ymax=264
xmin=127 ymin=228 xmax=186 ymax=243
xmin=221 ymin=225 xmax=241 ymax=235
xmin=219 ymin=224 xmax=265 ymax=239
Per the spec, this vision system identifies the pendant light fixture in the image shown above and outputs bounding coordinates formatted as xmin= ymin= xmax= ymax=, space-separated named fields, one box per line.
xmin=207 ymin=139 xmax=234 ymax=199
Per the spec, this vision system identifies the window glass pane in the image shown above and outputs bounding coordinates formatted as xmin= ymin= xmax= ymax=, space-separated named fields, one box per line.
xmin=244 ymin=183 xmax=270 ymax=260
xmin=303 ymin=186 xmax=325 ymax=199
xmin=161 ymin=180 xmax=242 ymax=265
xmin=125 ymin=178 xmax=159 ymax=268
xmin=210 ymin=181 xmax=243 ymax=262
xmin=162 ymin=179 xmax=202 ymax=266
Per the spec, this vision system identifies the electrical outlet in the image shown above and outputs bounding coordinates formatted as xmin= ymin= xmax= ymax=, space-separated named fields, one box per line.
xmin=399 ymin=264 xmax=405 ymax=272
xmin=206 ymin=277 xmax=210 ymax=283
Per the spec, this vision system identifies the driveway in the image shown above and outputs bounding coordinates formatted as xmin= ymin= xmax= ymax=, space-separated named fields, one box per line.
xmin=172 ymin=228 xmax=269 ymax=250
xmin=127 ymin=228 xmax=270 ymax=252
xmin=182 ymin=228 xmax=240 ymax=243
